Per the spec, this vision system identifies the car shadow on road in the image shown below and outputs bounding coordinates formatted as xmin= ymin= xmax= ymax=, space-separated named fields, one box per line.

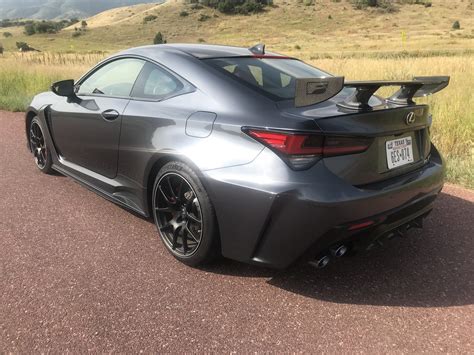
xmin=207 ymin=192 xmax=474 ymax=308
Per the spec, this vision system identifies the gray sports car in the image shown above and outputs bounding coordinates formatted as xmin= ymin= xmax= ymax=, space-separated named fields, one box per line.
xmin=26 ymin=43 xmax=449 ymax=269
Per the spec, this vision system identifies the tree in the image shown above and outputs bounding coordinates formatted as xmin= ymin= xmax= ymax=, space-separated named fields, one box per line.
xmin=0 ymin=43 xmax=4 ymax=55
xmin=452 ymin=20 xmax=460 ymax=30
xmin=195 ymin=0 xmax=271 ymax=14
xmin=153 ymin=32 xmax=166 ymax=44
xmin=81 ymin=20 xmax=88 ymax=30
xmin=24 ymin=24 xmax=36 ymax=36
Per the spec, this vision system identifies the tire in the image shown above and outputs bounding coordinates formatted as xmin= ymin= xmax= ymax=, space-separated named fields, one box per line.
xmin=29 ymin=117 xmax=54 ymax=174
xmin=152 ymin=161 xmax=220 ymax=266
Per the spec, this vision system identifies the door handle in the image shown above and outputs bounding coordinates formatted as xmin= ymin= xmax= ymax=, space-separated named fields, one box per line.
xmin=101 ymin=109 xmax=120 ymax=121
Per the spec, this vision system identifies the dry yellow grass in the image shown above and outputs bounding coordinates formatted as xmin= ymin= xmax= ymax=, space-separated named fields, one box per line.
xmin=0 ymin=0 xmax=472 ymax=187
xmin=0 ymin=51 xmax=472 ymax=187
xmin=1 ymin=0 xmax=473 ymax=53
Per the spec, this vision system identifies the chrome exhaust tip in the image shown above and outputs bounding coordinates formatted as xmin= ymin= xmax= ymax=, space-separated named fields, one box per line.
xmin=309 ymin=255 xmax=330 ymax=269
xmin=330 ymin=245 xmax=348 ymax=258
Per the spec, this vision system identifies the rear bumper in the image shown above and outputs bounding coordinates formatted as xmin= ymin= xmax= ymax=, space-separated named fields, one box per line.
xmin=203 ymin=145 xmax=445 ymax=269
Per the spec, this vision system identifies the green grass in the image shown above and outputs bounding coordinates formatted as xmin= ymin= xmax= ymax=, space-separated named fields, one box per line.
xmin=0 ymin=0 xmax=472 ymax=188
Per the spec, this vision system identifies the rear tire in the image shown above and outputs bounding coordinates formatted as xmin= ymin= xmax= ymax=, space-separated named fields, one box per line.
xmin=152 ymin=161 xmax=220 ymax=266
xmin=29 ymin=117 xmax=54 ymax=174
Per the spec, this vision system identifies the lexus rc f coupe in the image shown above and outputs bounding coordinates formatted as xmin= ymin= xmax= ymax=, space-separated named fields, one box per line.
xmin=26 ymin=44 xmax=449 ymax=269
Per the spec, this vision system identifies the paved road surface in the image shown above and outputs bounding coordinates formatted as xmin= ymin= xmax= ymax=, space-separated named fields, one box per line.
xmin=1 ymin=111 xmax=473 ymax=352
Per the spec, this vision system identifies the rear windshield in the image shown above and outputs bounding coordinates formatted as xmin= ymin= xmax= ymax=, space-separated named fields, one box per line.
xmin=204 ymin=57 xmax=330 ymax=100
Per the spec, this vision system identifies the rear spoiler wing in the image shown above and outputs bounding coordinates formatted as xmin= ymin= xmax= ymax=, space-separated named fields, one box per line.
xmin=295 ymin=76 xmax=450 ymax=110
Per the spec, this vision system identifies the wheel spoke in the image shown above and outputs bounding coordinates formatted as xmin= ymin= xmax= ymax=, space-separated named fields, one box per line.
xmin=182 ymin=230 xmax=188 ymax=254
xmin=166 ymin=176 xmax=177 ymax=200
xmin=186 ymin=213 xmax=201 ymax=224
xmin=185 ymin=224 xmax=200 ymax=243
xmin=172 ymin=229 xmax=178 ymax=250
xmin=158 ymin=185 xmax=174 ymax=205
xmin=34 ymin=124 xmax=40 ymax=138
xmin=39 ymin=149 xmax=46 ymax=162
xmin=155 ymin=206 xmax=173 ymax=213
xmin=185 ymin=195 xmax=195 ymax=210
xmin=176 ymin=179 xmax=184 ymax=202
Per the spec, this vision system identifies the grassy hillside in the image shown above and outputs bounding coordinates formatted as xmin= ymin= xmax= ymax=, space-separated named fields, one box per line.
xmin=0 ymin=0 xmax=473 ymax=53
xmin=0 ymin=0 xmax=473 ymax=188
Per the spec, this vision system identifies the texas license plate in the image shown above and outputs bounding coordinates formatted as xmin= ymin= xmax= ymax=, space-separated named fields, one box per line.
xmin=386 ymin=136 xmax=414 ymax=169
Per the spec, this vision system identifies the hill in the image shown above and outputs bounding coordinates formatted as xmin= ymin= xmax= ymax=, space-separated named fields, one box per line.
xmin=0 ymin=0 xmax=164 ymax=20
xmin=0 ymin=1 xmax=472 ymax=188
xmin=1 ymin=0 xmax=472 ymax=55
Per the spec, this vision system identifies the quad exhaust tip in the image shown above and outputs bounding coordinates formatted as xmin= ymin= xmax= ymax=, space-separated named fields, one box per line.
xmin=330 ymin=245 xmax=348 ymax=258
xmin=310 ymin=244 xmax=349 ymax=269
xmin=310 ymin=255 xmax=331 ymax=269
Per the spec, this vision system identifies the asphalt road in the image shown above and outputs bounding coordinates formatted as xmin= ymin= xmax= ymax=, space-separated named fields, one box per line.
xmin=1 ymin=111 xmax=473 ymax=353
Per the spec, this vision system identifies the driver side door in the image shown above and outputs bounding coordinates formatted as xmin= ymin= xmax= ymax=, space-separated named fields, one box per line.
xmin=49 ymin=57 xmax=145 ymax=179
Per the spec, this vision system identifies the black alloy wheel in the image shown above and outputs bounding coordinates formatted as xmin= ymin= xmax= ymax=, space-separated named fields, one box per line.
xmin=152 ymin=161 xmax=219 ymax=266
xmin=29 ymin=117 xmax=53 ymax=173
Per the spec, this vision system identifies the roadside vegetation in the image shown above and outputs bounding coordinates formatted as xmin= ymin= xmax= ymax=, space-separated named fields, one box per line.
xmin=0 ymin=0 xmax=472 ymax=188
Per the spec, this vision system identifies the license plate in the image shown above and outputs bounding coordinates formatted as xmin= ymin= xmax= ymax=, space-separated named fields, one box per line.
xmin=386 ymin=136 xmax=414 ymax=169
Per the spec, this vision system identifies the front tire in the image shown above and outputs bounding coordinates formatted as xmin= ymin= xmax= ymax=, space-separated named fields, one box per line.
xmin=29 ymin=117 xmax=53 ymax=174
xmin=152 ymin=161 xmax=219 ymax=266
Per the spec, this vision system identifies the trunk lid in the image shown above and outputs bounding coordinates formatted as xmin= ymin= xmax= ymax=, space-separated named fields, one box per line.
xmin=278 ymin=94 xmax=432 ymax=186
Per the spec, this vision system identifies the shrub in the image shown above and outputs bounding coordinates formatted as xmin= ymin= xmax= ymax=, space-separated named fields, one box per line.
xmin=198 ymin=14 xmax=211 ymax=21
xmin=198 ymin=38 xmax=206 ymax=42
xmin=3 ymin=32 xmax=12 ymax=38
xmin=72 ymin=31 xmax=82 ymax=38
xmin=197 ymin=0 xmax=271 ymax=15
xmin=180 ymin=11 xmax=189 ymax=17
xmin=15 ymin=41 xmax=36 ymax=51
xmin=23 ymin=19 xmax=77 ymax=36
xmin=452 ymin=20 xmax=460 ymax=30
xmin=143 ymin=14 xmax=158 ymax=23
xmin=0 ymin=43 xmax=3 ymax=55
xmin=294 ymin=44 xmax=301 ymax=50
xmin=352 ymin=0 xmax=397 ymax=12
xmin=24 ymin=24 xmax=36 ymax=36
xmin=153 ymin=32 xmax=166 ymax=44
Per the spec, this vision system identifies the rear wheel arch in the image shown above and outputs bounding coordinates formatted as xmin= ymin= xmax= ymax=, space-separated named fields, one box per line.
xmin=145 ymin=155 xmax=208 ymax=216
xmin=146 ymin=156 xmax=222 ymax=261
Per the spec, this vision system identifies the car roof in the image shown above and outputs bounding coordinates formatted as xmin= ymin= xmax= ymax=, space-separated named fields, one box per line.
xmin=124 ymin=43 xmax=288 ymax=59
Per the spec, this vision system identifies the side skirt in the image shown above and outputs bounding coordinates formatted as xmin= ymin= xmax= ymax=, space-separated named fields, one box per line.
xmin=52 ymin=163 xmax=149 ymax=218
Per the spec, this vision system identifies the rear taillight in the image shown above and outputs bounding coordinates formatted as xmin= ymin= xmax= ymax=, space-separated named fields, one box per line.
xmin=323 ymin=136 xmax=373 ymax=157
xmin=245 ymin=128 xmax=372 ymax=170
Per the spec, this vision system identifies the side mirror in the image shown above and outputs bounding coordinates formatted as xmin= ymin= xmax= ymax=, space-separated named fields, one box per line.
xmin=51 ymin=79 xmax=76 ymax=98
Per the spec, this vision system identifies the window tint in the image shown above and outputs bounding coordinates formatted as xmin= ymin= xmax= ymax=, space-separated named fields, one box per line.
xmin=78 ymin=58 xmax=145 ymax=97
xmin=132 ymin=62 xmax=184 ymax=100
xmin=205 ymin=58 xmax=330 ymax=100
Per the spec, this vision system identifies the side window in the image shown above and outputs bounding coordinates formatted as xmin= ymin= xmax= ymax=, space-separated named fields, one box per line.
xmin=77 ymin=58 xmax=145 ymax=97
xmin=248 ymin=65 xmax=263 ymax=86
xmin=132 ymin=62 xmax=184 ymax=100
xmin=280 ymin=73 xmax=292 ymax=87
